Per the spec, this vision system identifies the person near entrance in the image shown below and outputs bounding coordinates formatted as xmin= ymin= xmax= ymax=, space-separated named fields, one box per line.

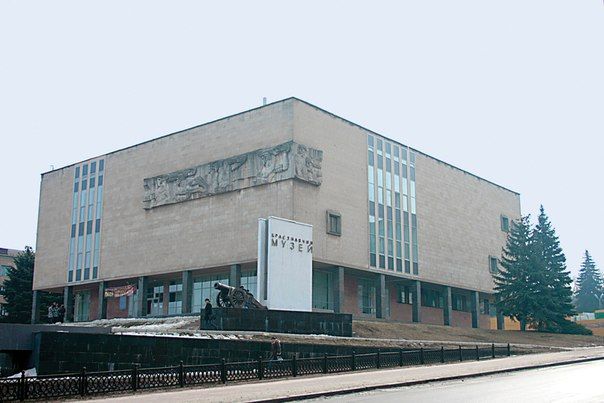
xmin=47 ymin=302 xmax=59 ymax=324
xmin=58 ymin=304 xmax=66 ymax=323
xmin=203 ymin=298 xmax=217 ymax=329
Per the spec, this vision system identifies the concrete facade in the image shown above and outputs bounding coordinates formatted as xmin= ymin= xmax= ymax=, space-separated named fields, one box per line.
xmin=33 ymin=98 xmax=521 ymax=329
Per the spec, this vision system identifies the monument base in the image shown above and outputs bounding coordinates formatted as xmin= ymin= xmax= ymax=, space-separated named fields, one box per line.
xmin=202 ymin=308 xmax=352 ymax=337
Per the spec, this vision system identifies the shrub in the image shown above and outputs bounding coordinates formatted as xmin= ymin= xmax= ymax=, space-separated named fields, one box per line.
xmin=540 ymin=319 xmax=593 ymax=335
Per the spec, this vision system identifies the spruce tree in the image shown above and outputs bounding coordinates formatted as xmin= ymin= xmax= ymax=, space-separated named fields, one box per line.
xmin=575 ymin=250 xmax=603 ymax=313
xmin=1 ymin=246 xmax=35 ymax=323
xmin=0 ymin=247 xmax=59 ymax=323
xmin=494 ymin=215 xmax=539 ymax=330
xmin=531 ymin=206 xmax=575 ymax=330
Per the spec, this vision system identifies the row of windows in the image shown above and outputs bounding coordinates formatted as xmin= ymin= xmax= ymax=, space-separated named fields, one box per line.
xmin=368 ymin=134 xmax=418 ymax=274
xmin=143 ymin=272 xmax=259 ymax=316
xmin=398 ymin=286 xmax=490 ymax=314
xmin=68 ymin=159 xmax=105 ymax=283
xmin=74 ymin=159 xmax=104 ymax=178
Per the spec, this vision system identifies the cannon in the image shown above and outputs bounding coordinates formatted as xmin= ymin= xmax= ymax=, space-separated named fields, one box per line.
xmin=213 ymin=282 xmax=267 ymax=309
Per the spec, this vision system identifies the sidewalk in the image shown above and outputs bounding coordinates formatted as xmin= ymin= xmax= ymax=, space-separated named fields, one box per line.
xmin=81 ymin=347 xmax=604 ymax=403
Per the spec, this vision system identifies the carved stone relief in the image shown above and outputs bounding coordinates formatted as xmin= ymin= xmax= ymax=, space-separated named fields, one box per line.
xmin=143 ymin=141 xmax=323 ymax=209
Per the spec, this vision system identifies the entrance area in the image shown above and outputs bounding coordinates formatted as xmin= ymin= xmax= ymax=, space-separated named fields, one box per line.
xmin=74 ymin=290 xmax=90 ymax=322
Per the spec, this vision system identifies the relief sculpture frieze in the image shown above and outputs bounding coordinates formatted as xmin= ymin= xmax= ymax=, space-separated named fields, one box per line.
xmin=143 ymin=141 xmax=323 ymax=209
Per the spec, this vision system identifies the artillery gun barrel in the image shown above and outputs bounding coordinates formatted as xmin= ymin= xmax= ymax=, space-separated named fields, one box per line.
xmin=214 ymin=282 xmax=233 ymax=292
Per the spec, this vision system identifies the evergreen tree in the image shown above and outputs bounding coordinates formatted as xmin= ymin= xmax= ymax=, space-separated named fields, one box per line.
xmin=0 ymin=247 xmax=59 ymax=323
xmin=494 ymin=215 xmax=539 ymax=331
xmin=531 ymin=206 xmax=575 ymax=330
xmin=575 ymin=250 xmax=603 ymax=313
xmin=1 ymin=246 xmax=35 ymax=323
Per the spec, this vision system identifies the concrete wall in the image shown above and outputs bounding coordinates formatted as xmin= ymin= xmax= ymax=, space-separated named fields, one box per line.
xmin=34 ymin=166 xmax=73 ymax=290
xmin=292 ymin=101 xmax=369 ymax=270
xmin=343 ymin=275 xmax=361 ymax=316
xmin=416 ymin=152 xmax=521 ymax=293
xmin=35 ymin=98 xmax=521 ymax=302
xmin=291 ymin=99 xmax=520 ymax=294
xmin=35 ymin=101 xmax=296 ymax=290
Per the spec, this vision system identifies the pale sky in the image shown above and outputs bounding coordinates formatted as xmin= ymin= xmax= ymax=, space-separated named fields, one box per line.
xmin=1 ymin=1 xmax=602 ymax=279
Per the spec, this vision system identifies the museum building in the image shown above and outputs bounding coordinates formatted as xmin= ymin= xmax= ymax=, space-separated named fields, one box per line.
xmin=33 ymin=98 xmax=520 ymax=329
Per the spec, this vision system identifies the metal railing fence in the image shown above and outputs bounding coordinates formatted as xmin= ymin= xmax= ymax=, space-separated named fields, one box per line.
xmin=0 ymin=343 xmax=512 ymax=401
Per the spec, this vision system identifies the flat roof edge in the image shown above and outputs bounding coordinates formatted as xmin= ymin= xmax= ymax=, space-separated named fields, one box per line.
xmin=40 ymin=96 xmax=521 ymax=196
xmin=291 ymin=97 xmax=520 ymax=196
xmin=40 ymin=97 xmax=298 ymax=176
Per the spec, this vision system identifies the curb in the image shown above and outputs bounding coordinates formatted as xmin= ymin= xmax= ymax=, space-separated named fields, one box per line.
xmin=253 ymin=355 xmax=604 ymax=402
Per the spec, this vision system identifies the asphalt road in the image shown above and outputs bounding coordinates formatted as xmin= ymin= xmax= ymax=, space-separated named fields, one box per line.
xmin=312 ymin=360 xmax=604 ymax=403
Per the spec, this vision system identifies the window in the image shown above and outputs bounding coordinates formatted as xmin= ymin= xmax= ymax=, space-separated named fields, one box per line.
xmin=119 ymin=296 xmax=127 ymax=311
xmin=168 ymin=281 xmax=183 ymax=315
xmin=481 ymin=299 xmax=490 ymax=315
xmin=489 ymin=256 xmax=498 ymax=274
xmin=357 ymin=280 xmax=376 ymax=314
xmin=192 ymin=275 xmax=229 ymax=313
xmin=146 ymin=285 xmax=164 ymax=316
xmin=0 ymin=265 xmax=12 ymax=276
xmin=398 ymin=285 xmax=412 ymax=304
xmin=312 ymin=270 xmax=333 ymax=310
xmin=326 ymin=210 xmax=342 ymax=236
xmin=452 ymin=294 xmax=468 ymax=312
xmin=501 ymin=215 xmax=510 ymax=232
xmin=241 ymin=271 xmax=258 ymax=297
xmin=421 ymin=289 xmax=443 ymax=308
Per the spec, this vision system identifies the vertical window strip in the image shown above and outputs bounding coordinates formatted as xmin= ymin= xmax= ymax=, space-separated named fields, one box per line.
xmin=68 ymin=169 xmax=80 ymax=281
xmin=67 ymin=159 xmax=105 ymax=282
xmin=94 ymin=160 xmax=104 ymax=279
xmin=368 ymin=137 xmax=418 ymax=273
xmin=409 ymin=152 xmax=418 ymax=274
xmin=368 ymin=135 xmax=376 ymax=267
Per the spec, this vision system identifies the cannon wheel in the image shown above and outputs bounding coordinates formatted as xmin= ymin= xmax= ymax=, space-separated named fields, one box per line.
xmin=231 ymin=288 xmax=246 ymax=308
xmin=216 ymin=291 xmax=232 ymax=308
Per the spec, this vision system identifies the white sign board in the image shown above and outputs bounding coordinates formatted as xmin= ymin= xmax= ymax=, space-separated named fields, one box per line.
xmin=257 ymin=217 xmax=313 ymax=311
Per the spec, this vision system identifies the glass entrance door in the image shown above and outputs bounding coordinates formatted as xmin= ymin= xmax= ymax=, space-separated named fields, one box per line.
xmin=146 ymin=285 xmax=164 ymax=316
xmin=74 ymin=290 xmax=91 ymax=322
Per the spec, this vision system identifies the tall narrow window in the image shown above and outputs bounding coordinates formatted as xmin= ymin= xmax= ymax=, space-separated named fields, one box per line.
xmin=489 ymin=256 xmax=498 ymax=273
xmin=326 ymin=211 xmax=342 ymax=236
xmin=67 ymin=159 xmax=105 ymax=282
xmin=500 ymin=215 xmax=510 ymax=232
xmin=368 ymin=137 xmax=418 ymax=273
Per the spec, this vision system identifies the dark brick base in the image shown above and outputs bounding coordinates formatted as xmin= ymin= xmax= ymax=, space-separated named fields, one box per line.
xmin=34 ymin=331 xmax=392 ymax=375
xmin=202 ymin=308 xmax=353 ymax=337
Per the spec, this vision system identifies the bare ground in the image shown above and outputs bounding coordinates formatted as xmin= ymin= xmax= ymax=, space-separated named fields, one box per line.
xmin=66 ymin=316 xmax=604 ymax=352
xmin=352 ymin=319 xmax=604 ymax=349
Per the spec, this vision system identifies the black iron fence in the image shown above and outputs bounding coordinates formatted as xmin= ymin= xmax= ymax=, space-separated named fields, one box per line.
xmin=0 ymin=344 xmax=512 ymax=401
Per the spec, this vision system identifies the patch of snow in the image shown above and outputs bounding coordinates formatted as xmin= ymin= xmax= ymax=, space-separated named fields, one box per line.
xmin=61 ymin=316 xmax=198 ymax=331
xmin=8 ymin=368 xmax=36 ymax=378
xmin=122 ymin=319 xmax=194 ymax=332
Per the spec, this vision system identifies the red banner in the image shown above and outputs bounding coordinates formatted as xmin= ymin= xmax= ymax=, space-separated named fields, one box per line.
xmin=104 ymin=285 xmax=136 ymax=298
